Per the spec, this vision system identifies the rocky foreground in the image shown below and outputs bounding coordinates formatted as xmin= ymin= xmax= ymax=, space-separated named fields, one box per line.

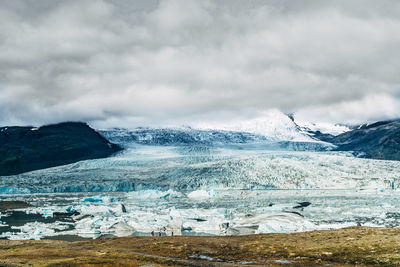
xmin=0 ymin=227 xmax=399 ymax=266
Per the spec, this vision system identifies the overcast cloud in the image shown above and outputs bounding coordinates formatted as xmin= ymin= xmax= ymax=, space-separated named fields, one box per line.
xmin=0 ymin=0 xmax=399 ymax=127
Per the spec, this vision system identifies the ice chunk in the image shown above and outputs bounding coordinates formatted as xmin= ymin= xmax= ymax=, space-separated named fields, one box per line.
xmin=254 ymin=212 xmax=316 ymax=234
xmin=128 ymin=189 xmax=181 ymax=200
xmin=187 ymin=190 xmax=215 ymax=200
xmin=80 ymin=195 xmax=104 ymax=203
xmin=108 ymin=222 xmax=136 ymax=237
xmin=74 ymin=213 xmax=125 ymax=237
xmin=169 ymin=208 xmax=228 ymax=235
xmin=165 ymin=217 xmax=182 ymax=236
xmin=224 ymin=212 xmax=316 ymax=235
xmin=8 ymin=221 xmax=71 ymax=240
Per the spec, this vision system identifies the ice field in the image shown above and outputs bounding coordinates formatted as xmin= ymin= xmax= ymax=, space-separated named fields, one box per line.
xmin=1 ymin=132 xmax=400 ymax=240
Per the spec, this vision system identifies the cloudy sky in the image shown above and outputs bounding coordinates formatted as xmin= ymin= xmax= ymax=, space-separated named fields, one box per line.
xmin=1 ymin=0 xmax=399 ymax=128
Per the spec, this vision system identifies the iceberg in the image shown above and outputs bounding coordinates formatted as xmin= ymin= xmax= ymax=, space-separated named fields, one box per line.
xmin=108 ymin=222 xmax=136 ymax=237
xmin=2 ymin=187 xmax=400 ymax=240
xmin=6 ymin=221 xmax=71 ymax=240
xmin=165 ymin=217 xmax=183 ymax=236
xmin=128 ymin=189 xmax=181 ymax=200
xmin=225 ymin=212 xmax=316 ymax=235
xmin=187 ymin=190 xmax=216 ymax=200
xmin=255 ymin=213 xmax=316 ymax=234
xmin=81 ymin=195 xmax=104 ymax=203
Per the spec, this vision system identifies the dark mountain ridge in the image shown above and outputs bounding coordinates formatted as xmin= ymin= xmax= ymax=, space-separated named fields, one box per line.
xmin=0 ymin=122 xmax=121 ymax=176
xmin=329 ymin=119 xmax=400 ymax=160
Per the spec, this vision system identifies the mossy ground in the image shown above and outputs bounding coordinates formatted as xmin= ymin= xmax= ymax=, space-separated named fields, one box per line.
xmin=1 ymin=227 xmax=400 ymax=266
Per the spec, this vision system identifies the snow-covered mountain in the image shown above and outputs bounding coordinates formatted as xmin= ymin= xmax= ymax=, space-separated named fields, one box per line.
xmin=293 ymin=119 xmax=350 ymax=136
xmin=99 ymin=109 xmax=350 ymax=149
xmin=100 ymin=127 xmax=333 ymax=151
xmin=192 ymin=109 xmax=314 ymax=142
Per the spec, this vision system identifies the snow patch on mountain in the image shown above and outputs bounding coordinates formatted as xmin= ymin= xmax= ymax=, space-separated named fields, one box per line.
xmin=290 ymin=113 xmax=351 ymax=136
xmin=294 ymin=120 xmax=350 ymax=136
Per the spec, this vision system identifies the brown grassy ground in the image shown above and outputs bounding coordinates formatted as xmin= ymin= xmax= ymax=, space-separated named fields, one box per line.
xmin=1 ymin=227 xmax=400 ymax=266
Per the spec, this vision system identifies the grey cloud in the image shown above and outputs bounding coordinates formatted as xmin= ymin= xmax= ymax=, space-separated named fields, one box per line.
xmin=0 ymin=0 xmax=399 ymax=127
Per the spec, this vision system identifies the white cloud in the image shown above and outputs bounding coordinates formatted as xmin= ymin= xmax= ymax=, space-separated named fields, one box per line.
xmin=0 ymin=0 xmax=399 ymax=127
xmin=295 ymin=94 xmax=400 ymax=124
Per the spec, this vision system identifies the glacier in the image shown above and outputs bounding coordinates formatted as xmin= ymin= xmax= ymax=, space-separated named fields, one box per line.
xmin=0 ymin=145 xmax=398 ymax=193
xmin=1 ymin=124 xmax=400 ymax=240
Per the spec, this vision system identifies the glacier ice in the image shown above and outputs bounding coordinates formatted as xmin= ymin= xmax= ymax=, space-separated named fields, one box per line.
xmin=1 ymin=146 xmax=399 ymax=194
xmin=187 ymin=190 xmax=216 ymax=200
xmin=294 ymin=119 xmax=350 ymax=136
xmin=127 ymin=189 xmax=182 ymax=200
xmin=81 ymin=195 xmax=104 ymax=203
xmin=254 ymin=213 xmax=316 ymax=234
xmin=1 ymin=134 xmax=400 ymax=240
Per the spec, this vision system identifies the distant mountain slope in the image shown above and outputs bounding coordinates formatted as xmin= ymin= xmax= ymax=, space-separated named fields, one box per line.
xmin=288 ymin=115 xmax=350 ymax=142
xmin=192 ymin=110 xmax=316 ymax=142
xmin=0 ymin=122 xmax=121 ymax=176
xmin=330 ymin=120 xmax=400 ymax=160
xmin=99 ymin=127 xmax=333 ymax=151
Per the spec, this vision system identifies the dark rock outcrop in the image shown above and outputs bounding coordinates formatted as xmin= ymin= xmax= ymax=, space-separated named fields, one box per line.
xmin=305 ymin=130 xmax=336 ymax=143
xmin=0 ymin=122 xmax=121 ymax=176
xmin=293 ymin=201 xmax=311 ymax=209
xmin=330 ymin=120 xmax=400 ymax=160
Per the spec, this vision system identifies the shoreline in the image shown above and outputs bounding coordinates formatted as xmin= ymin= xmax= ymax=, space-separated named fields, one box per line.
xmin=1 ymin=226 xmax=399 ymax=266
